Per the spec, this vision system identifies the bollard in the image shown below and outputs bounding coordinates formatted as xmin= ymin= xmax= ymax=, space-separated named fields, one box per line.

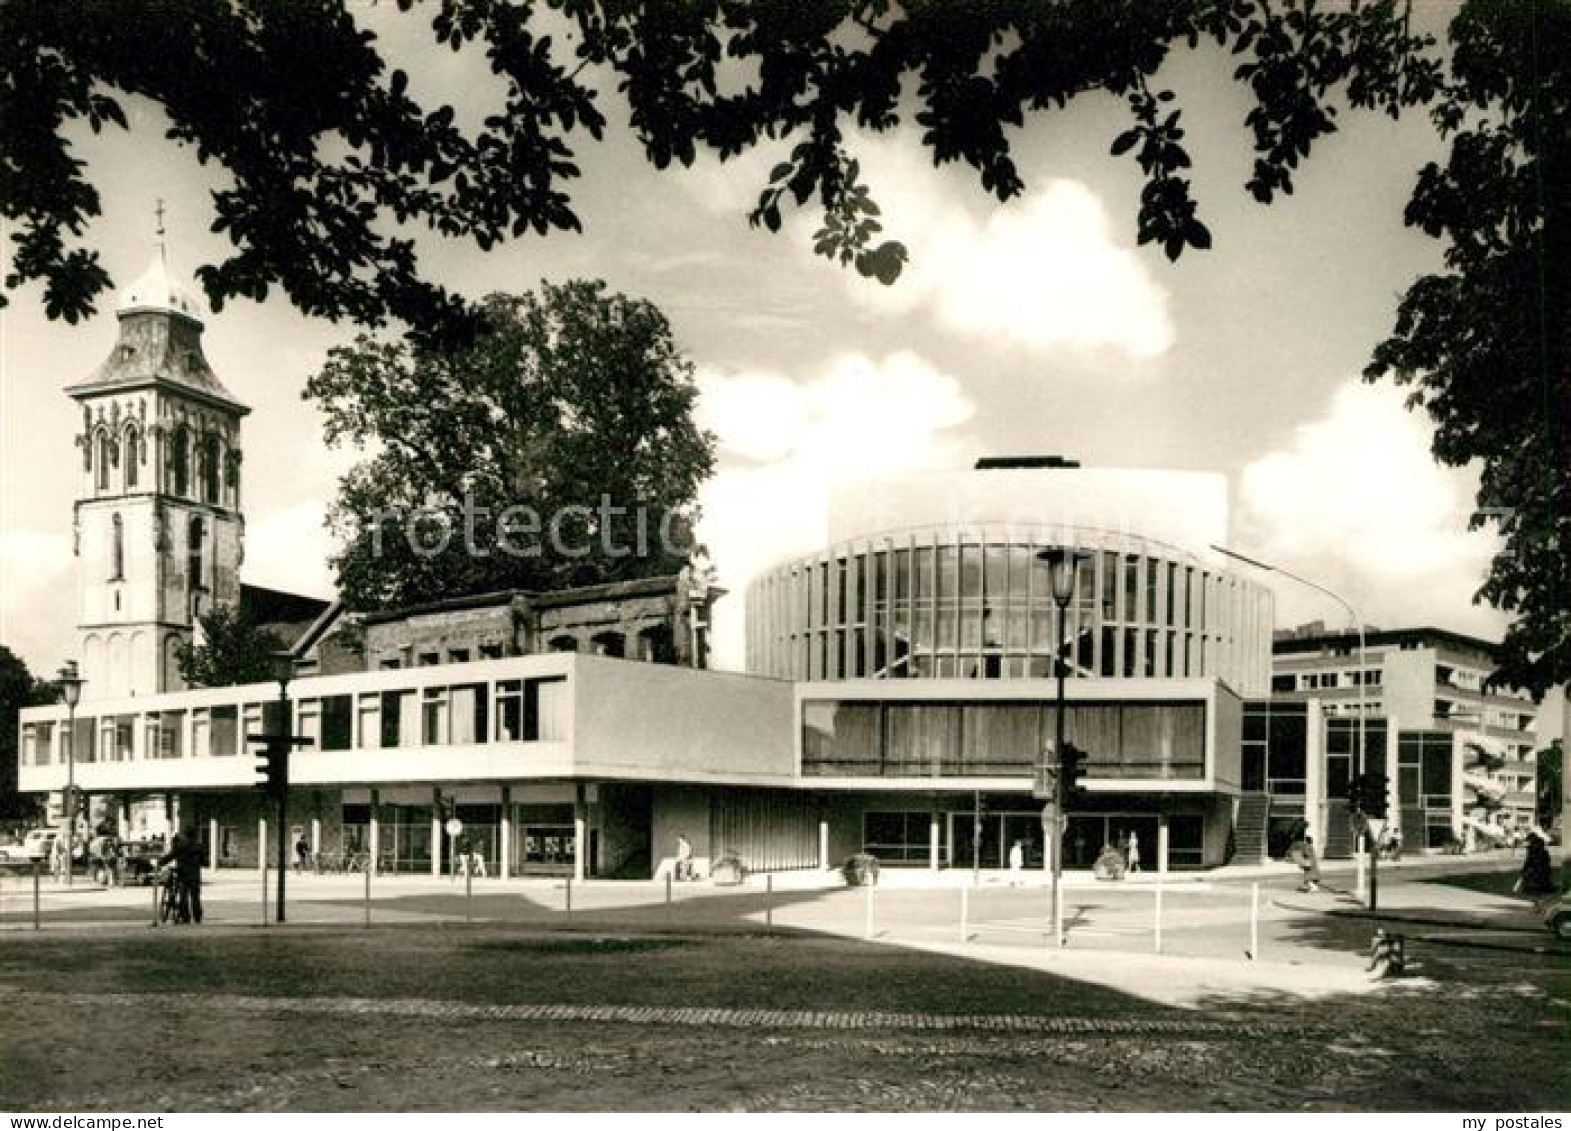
xmin=1249 ymin=882 xmax=1260 ymax=961
xmin=565 ymin=876 xmax=573 ymax=916
xmin=33 ymin=860 xmax=41 ymax=931
xmin=363 ymin=854 xmax=371 ymax=929
xmin=960 ymin=883 xmax=969 ymax=944
xmin=765 ymin=873 xmax=773 ymax=930
xmin=1154 ymin=882 xmax=1163 ymax=954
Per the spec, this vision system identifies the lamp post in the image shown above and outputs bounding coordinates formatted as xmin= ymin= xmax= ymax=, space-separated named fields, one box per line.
xmin=1036 ymin=546 xmax=1091 ymax=948
xmin=1210 ymin=545 xmax=1373 ymax=904
xmin=56 ymin=663 xmax=84 ymax=888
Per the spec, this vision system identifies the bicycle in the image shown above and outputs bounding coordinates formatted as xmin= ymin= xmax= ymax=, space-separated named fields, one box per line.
xmin=155 ymin=865 xmax=188 ymax=924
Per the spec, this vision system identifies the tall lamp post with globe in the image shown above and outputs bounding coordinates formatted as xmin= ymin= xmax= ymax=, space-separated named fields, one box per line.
xmin=56 ymin=662 xmax=84 ymax=888
xmin=1036 ymin=546 xmax=1092 ymax=948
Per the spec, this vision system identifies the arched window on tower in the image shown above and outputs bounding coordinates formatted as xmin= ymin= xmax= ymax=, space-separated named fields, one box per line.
xmin=201 ymin=433 xmax=221 ymax=503
xmin=187 ymin=517 xmax=205 ymax=608
xmin=124 ymin=427 xmax=140 ymax=489
xmin=110 ymin=514 xmax=124 ymax=581
xmin=96 ymin=431 xmax=112 ymax=492
xmin=171 ymin=424 xmax=190 ymax=496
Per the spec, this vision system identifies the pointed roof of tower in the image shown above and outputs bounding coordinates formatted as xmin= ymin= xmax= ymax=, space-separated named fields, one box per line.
xmin=117 ymin=247 xmax=205 ymax=322
xmin=66 ymin=238 xmax=247 ymax=414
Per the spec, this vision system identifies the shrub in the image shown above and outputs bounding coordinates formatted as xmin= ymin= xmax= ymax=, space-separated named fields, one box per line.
xmin=841 ymin=852 xmax=880 ymax=887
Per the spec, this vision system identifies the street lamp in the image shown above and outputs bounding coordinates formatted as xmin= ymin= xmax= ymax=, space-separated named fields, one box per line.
xmin=1036 ymin=546 xmax=1092 ymax=949
xmin=56 ymin=662 xmax=84 ymax=888
xmin=1210 ymin=545 xmax=1374 ymax=904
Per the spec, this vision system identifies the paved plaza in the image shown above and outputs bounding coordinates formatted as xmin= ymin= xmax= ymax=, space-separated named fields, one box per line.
xmin=0 ymin=856 xmax=1566 ymax=1111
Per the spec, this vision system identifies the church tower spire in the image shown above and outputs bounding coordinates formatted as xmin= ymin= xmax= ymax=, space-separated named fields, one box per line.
xmin=66 ymin=213 xmax=249 ymax=699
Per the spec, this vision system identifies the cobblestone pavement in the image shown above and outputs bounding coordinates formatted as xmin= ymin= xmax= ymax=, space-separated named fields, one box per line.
xmin=0 ymin=986 xmax=1324 ymax=1038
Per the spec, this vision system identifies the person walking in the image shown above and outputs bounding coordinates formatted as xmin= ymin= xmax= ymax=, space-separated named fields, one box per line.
xmin=675 ymin=833 xmax=694 ymax=881
xmin=1290 ymin=831 xmax=1321 ymax=893
xmin=1126 ymin=830 xmax=1141 ymax=875
xmin=1007 ymin=839 xmax=1025 ymax=885
xmin=1518 ymin=829 xmax=1555 ymax=901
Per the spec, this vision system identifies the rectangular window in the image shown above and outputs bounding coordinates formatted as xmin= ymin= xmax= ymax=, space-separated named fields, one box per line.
xmin=802 ymin=701 xmax=882 ymax=774
xmin=530 ymin=677 xmax=570 ymax=741
xmin=356 ymin=695 xmax=379 ymax=749
xmin=449 ymin=684 xmax=487 ymax=745
xmin=884 ymin=704 xmax=960 ymax=775
xmin=210 ymin=705 xmax=238 ymax=757
xmin=1123 ymin=556 xmax=1140 ymax=623
xmin=495 ymin=681 xmax=523 ymax=742
xmin=422 ymin=687 xmax=448 ymax=745
xmin=321 ymin=695 xmax=352 ymax=751
xmin=862 ymin=811 xmax=932 ymax=864
xmin=381 ymin=690 xmax=414 ymax=748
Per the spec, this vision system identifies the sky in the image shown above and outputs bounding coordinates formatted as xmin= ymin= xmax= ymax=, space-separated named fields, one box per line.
xmin=0 ymin=4 xmax=1506 ymax=678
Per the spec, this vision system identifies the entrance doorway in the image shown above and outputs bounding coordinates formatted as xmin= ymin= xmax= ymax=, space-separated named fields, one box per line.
xmin=946 ymin=811 xmax=1048 ymax=870
xmin=518 ymin=825 xmax=575 ymax=874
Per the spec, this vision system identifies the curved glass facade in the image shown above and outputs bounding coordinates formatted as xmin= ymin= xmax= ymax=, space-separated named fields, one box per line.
xmin=746 ymin=525 xmax=1272 ymax=696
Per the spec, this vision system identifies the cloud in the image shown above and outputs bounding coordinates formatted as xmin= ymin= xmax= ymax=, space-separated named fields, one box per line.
xmin=695 ymin=351 xmax=977 ymax=670
xmin=0 ymin=530 xmax=75 ymax=673
xmin=1235 ymin=380 xmax=1504 ymax=636
xmin=674 ymin=132 xmax=1174 ymax=360
xmin=244 ymin=501 xmax=336 ymax=599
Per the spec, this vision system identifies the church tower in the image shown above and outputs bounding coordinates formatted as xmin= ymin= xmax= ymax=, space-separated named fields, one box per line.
xmin=67 ymin=232 xmax=249 ymax=700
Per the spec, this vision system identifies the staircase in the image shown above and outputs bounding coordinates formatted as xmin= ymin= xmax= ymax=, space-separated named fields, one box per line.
xmin=1233 ymin=792 xmax=1271 ymax=864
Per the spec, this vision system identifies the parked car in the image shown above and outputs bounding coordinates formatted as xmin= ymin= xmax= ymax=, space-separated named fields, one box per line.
xmin=118 ymin=841 xmax=164 ymax=885
xmin=19 ymin=828 xmax=60 ymax=861
xmin=1544 ymin=893 xmax=1571 ymax=941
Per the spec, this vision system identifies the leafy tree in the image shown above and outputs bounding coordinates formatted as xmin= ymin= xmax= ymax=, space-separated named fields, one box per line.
xmin=1365 ymin=1 xmax=1569 ymax=698
xmin=307 ymin=280 xmax=715 ymax=611
xmin=174 ymin=606 xmax=287 ymax=688
xmin=0 ymin=646 xmax=59 ymax=820
xmin=1538 ymin=738 xmax=1563 ymax=833
xmin=3 ymin=0 xmax=1438 ymax=340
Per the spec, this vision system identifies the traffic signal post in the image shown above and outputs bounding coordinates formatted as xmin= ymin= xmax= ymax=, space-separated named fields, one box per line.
xmin=250 ymin=681 xmax=312 ymax=925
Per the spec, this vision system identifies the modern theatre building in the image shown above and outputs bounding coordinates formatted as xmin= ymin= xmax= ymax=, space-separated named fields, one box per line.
xmin=18 ymin=250 xmax=1277 ymax=885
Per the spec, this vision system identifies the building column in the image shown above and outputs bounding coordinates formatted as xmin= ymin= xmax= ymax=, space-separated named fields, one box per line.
xmin=164 ymin=792 xmax=177 ymax=837
xmin=1305 ymin=699 xmax=1325 ymax=843
xmin=369 ymin=789 xmax=381 ymax=876
xmin=1157 ymin=813 xmax=1170 ymax=876
xmin=1451 ymin=732 xmax=1467 ymax=850
xmin=499 ymin=785 xmax=512 ymax=881
xmin=208 ymin=817 xmax=218 ymax=871
xmin=1385 ymin=718 xmax=1401 ymax=830
xmin=819 ymin=819 xmax=830 ymax=870
xmin=431 ymin=787 xmax=443 ymax=877
xmin=310 ymin=816 xmax=321 ymax=857
xmin=572 ymin=785 xmax=587 ymax=883
xmin=928 ymin=812 xmax=940 ymax=871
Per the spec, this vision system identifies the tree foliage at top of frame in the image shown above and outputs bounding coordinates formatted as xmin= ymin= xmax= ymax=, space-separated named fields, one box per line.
xmin=1 ymin=0 xmax=1441 ymax=345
